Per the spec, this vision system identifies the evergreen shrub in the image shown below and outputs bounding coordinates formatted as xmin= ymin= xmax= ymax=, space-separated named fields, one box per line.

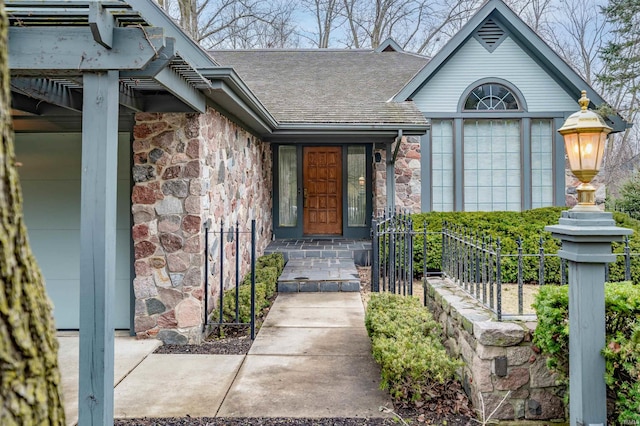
xmin=409 ymin=208 xmax=640 ymax=284
xmin=365 ymin=293 xmax=461 ymax=402
xmin=533 ymin=282 xmax=640 ymax=424
xmin=212 ymin=252 xmax=284 ymax=324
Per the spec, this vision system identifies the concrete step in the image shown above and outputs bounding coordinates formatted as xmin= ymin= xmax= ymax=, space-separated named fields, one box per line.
xmin=264 ymin=239 xmax=372 ymax=266
xmin=277 ymin=258 xmax=361 ymax=293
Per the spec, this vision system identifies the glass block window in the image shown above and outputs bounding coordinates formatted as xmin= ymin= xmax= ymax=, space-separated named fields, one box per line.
xmin=531 ymin=119 xmax=554 ymax=208
xmin=278 ymin=146 xmax=298 ymax=226
xmin=431 ymin=120 xmax=454 ymax=211
xmin=464 ymin=84 xmax=519 ymax=111
xmin=464 ymin=120 xmax=521 ymax=211
xmin=347 ymin=146 xmax=367 ymax=226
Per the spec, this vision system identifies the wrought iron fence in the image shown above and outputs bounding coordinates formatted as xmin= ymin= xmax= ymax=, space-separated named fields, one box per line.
xmin=371 ymin=210 xmax=442 ymax=298
xmin=372 ymin=210 xmax=412 ymax=295
xmin=372 ymin=211 xmax=640 ymax=321
xmin=204 ymin=219 xmax=257 ymax=339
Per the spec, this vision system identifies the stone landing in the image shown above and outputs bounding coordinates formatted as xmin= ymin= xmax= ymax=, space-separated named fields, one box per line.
xmin=277 ymin=258 xmax=361 ymax=293
xmin=264 ymin=238 xmax=371 ymax=266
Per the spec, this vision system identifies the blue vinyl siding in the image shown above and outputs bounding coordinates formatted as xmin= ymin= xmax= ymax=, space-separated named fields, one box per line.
xmin=412 ymin=37 xmax=578 ymax=113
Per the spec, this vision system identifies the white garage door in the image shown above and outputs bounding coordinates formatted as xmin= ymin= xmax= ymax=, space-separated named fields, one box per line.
xmin=16 ymin=132 xmax=132 ymax=330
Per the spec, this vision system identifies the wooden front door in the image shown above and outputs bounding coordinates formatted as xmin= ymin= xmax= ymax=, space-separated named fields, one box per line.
xmin=303 ymin=146 xmax=342 ymax=235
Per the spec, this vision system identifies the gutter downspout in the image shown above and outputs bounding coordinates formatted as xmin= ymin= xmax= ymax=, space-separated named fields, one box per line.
xmin=386 ymin=130 xmax=402 ymax=211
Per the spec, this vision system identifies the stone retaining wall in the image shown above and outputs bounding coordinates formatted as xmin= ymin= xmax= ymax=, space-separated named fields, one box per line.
xmin=131 ymin=109 xmax=272 ymax=344
xmin=425 ymin=278 xmax=567 ymax=423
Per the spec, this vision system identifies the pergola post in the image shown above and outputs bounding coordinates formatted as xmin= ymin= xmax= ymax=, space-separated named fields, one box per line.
xmin=78 ymin=70 xmax=120 ymax=425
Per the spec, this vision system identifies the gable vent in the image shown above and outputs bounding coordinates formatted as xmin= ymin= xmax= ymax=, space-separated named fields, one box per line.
xmin=475 ymin=18 xmax=507 ymax=52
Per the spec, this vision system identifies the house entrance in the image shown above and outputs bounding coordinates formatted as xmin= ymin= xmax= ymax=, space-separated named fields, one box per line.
xmin=303 ymin=146 xmax=342 ymax=235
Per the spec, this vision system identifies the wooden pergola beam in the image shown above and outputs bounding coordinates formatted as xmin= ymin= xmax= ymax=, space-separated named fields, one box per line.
xmin=8 ymin=26 xmax=164 ymax=72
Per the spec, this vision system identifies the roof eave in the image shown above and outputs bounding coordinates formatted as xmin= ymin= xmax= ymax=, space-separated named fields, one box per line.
xmin=268 ymin=122 xmax=429 ymax=143
xmin=199 ymin=67 xmax=278 ymax=135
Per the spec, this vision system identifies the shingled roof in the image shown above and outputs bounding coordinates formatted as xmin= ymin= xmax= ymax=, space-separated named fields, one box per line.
xmin=209 ymin=49 xmax=429 ymax=126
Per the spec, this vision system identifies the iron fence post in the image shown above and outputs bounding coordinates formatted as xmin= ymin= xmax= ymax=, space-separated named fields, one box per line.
xmin=250 ymin=220 xmax=256 ymax=340
xmin=539 ymin=236 xmax=545 ymax=286
xmin=203 ymin=219 xmax=210 ymax=332
xmin=235 ymin=221 xmax=240 ymax=323
xmin=409 ymin=216 xmax=414 ymax=296
xmin=372 ymin=218 xmax=379 ymax=292
xmin=474 ymin=232 xmax=480 ymax=298
xmin=482 ymin=236 xmax=487 ymax=305
xmin=442 ymin=222 xmax=448 ymax=275
xmin=496 ymin=238 xmax=502 ymax=321
xmin=517 ymin=237 xmax=523 ymax=316
xmin=219 ymin=220 xmax=224 ymax=325
xmin=390 ymin=214 xmax=396 ymax=294
xmin=489 ymin=236 xmax=494 ymax=311
xmin=423 ymin=226 xmax=427 ymax=306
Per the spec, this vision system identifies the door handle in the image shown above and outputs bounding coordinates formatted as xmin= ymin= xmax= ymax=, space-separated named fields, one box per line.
xmin=303 ymin=188 xmax=308 ymax=207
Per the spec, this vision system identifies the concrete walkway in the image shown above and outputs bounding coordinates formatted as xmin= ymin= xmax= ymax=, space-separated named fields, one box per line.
xmin=59 ymin=293 xmax=392 ymax=425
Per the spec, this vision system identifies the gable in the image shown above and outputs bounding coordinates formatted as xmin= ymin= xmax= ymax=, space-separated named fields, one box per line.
xmin=411 ymin=35 xmax=579 ymax=113
xmin=394 ymin=0 xmax=627 ymax=131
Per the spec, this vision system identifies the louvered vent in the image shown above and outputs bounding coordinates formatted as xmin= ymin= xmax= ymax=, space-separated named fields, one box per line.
xmin=475 ymin=18 xmax=506 ymax=52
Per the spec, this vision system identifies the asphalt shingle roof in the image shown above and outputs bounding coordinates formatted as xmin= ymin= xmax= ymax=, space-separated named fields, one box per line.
xmin=209 ymin=49 xmax=429 ymax=125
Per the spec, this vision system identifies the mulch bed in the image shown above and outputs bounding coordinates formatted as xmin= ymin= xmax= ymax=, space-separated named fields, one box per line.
xmin=153 ymin=335 xmax=252 ymax=355
xmin=115 ymin=417 xmax=411 ymax=425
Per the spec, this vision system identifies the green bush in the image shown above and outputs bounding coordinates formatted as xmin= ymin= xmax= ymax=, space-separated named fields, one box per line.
xmin=409 ymin=208 xmax=640 ymax=285
xmin=365 ymin=293 xmax=462 ymax=402
xmin=211 ymin=253 xmax=283 ymax=324
xmin=533 ymin=282 xmax=640 ymax=424
xmin=257 ymin=252 xmax=285 ymax=275
xmin=216 ymin=282 xmax=268 ymax=323
xmin=243 ymin=266 xmax=279 ymax=296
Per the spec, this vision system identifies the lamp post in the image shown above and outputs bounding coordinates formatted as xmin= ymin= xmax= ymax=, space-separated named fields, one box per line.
xmin=545 ymin=90 xmax=632 ymax=426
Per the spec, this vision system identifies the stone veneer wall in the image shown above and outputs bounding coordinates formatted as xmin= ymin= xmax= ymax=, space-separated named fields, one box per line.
xmin=565 ymin=166 xmax=606 ymax=208
xmin=131 ymin=109 xmax=272 ymax=344
xmin=425 ymin=278 xmax=566 ymax=422
xmin=373 ymin=136 xmax=422 ymax=214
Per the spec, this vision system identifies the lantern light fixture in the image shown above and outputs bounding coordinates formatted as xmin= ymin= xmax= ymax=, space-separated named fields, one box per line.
xmin=558 ymin=90 xmax=612 ymax=211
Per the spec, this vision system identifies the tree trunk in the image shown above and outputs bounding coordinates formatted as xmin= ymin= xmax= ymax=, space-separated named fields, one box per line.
xmin=0 ymin=4 xmax=66 ymax=425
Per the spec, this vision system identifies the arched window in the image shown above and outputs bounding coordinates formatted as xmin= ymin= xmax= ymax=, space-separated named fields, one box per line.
xmin=463 ymin=83 xmax=519 ymax=111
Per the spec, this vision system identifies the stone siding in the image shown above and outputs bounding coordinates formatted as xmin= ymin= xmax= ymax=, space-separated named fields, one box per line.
xmin=373 ymin=136 xmax=422 ymax=214
xmin=565 ymin=166 xmax=606 ymax=209
xmin=425 ymin=278 xmax=566 ymax=422
xmin=131 ymin=109 xmax=272 ymax=344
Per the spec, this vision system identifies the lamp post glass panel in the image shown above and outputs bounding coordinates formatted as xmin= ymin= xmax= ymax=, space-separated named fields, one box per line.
xmin=558 ymin=90 xmax=611 ymax=209
xmin=545 ymin=90 xmax=631 ymax=426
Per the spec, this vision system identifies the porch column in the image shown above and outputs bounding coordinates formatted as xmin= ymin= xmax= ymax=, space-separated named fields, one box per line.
xmin=78 ymin=70 xmax=120 ymax=425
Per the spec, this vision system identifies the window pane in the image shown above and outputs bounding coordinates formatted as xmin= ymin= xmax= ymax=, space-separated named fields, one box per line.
xmin=464 ymin=120 xmax=521 ymax=211
xmin=432 ymin=120 xmax=454 ymax=211
xmin=347 ymin=146 xmax=366 ymax=226
xmin=464 ymin=84 xmax=520 ymax=111
xmin=531 ymin=119 xmax=554 ymax=208
xmin=278 ymin=146 xmax=297 ymax=227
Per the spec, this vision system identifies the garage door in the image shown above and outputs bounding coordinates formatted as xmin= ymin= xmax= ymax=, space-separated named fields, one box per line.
xmin=15 ymin=133 xmax=132 ymax=330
